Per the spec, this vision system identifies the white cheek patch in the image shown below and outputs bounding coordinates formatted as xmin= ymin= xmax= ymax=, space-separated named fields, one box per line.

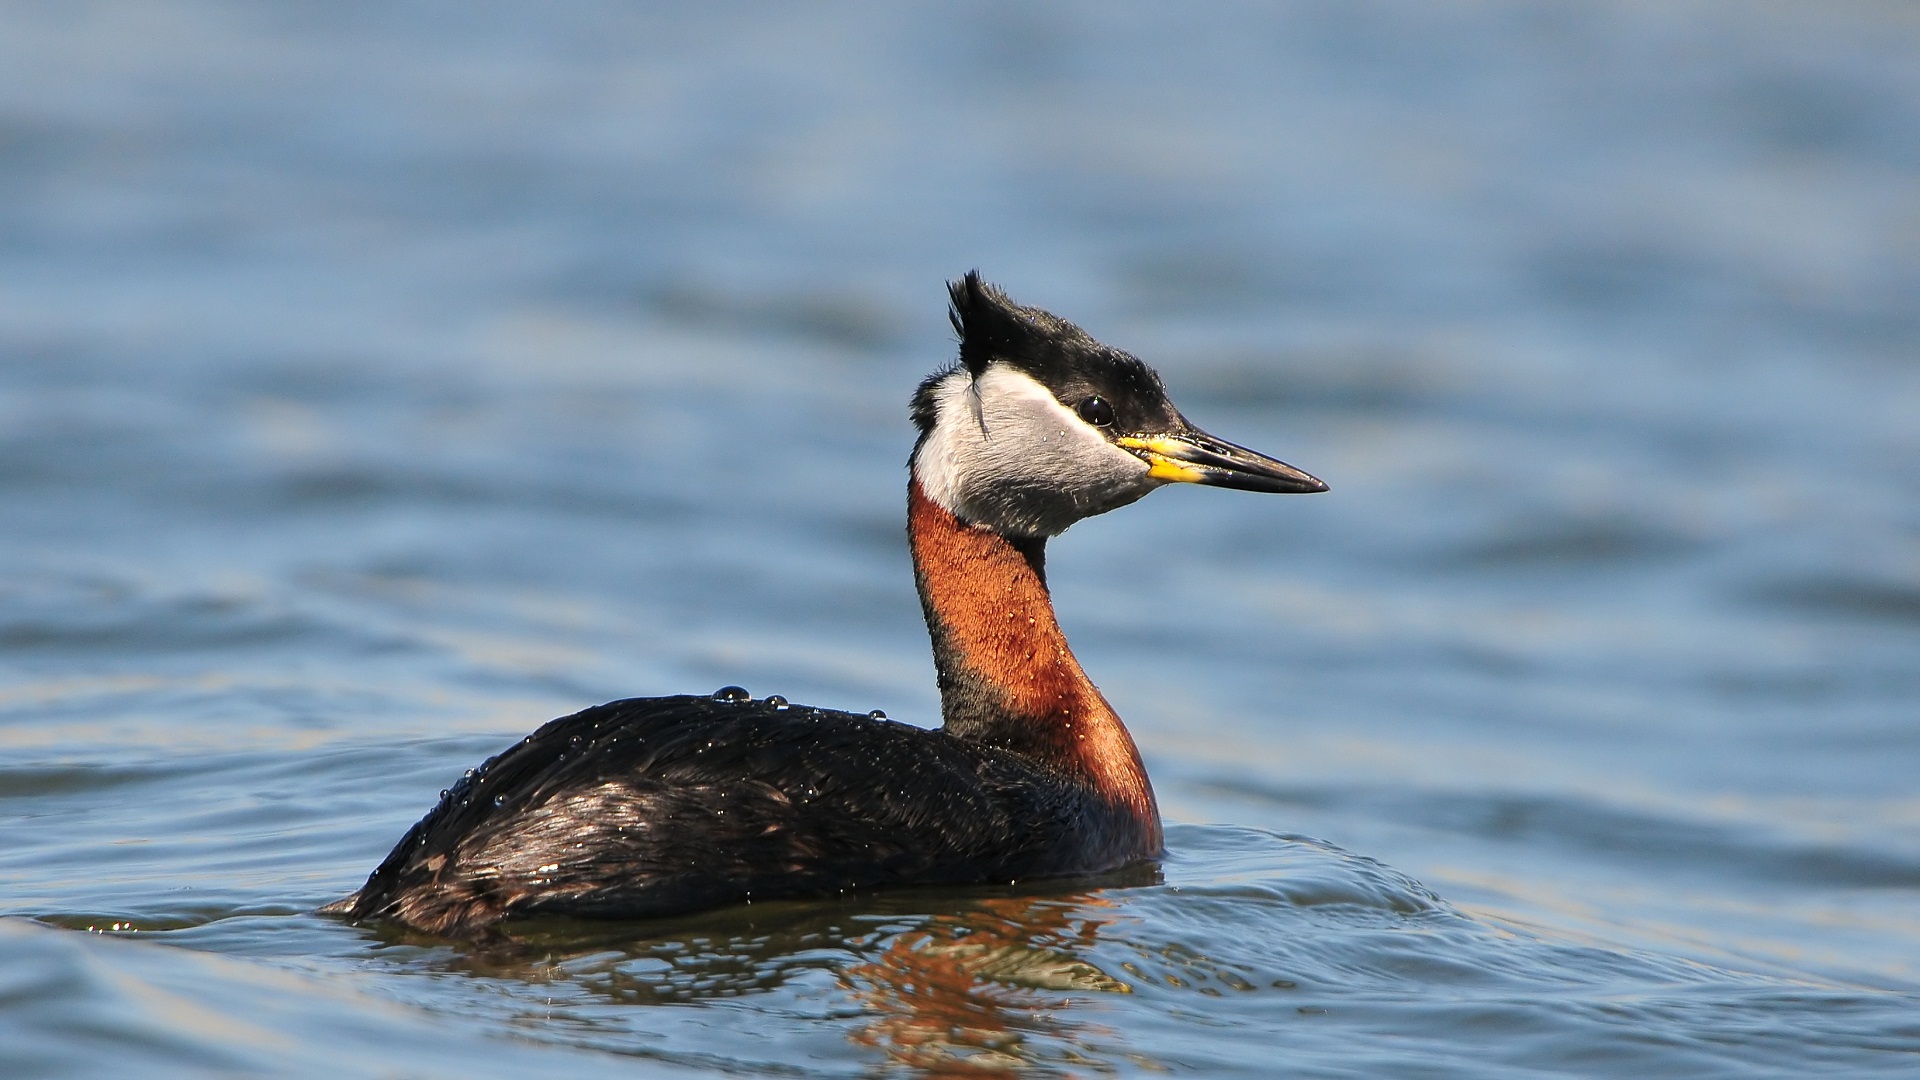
xmin=913 ymin=366 xmax=1157 ymax=536
xmin=910 ymin=368 xmax=979 ymax=518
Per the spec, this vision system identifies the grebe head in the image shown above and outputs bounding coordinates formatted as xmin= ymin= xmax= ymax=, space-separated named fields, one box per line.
xmin=910 ymin=271 xmax=1327 ymax=538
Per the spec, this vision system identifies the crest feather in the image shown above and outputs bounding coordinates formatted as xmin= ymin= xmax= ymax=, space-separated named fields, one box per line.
xmin=948 ymin=270 xmax=1039 ymax=379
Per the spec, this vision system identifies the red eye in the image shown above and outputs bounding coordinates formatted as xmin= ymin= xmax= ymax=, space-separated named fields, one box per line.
xmin=1076 ymin=396 xmax=1115 ymax=427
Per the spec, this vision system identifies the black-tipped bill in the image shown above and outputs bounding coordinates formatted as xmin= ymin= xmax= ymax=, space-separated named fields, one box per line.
xmin=1114 ymin=429 xmax=1328 ymax=494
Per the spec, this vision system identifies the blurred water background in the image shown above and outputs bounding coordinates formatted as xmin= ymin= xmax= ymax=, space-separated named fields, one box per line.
xmin=2 ymin=2 xmax=1918 ymax=1076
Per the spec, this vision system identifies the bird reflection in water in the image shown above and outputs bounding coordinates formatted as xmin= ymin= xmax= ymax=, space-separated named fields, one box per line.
xmin=840 ymin=892 xmax=1136 ymax=1075
xmin=415 ymin=869 xmax=1160 ymax=1075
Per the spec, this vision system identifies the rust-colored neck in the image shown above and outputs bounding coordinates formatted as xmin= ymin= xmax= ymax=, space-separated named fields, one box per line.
xmin=908 ymin=478 xmax=1160 ymax=847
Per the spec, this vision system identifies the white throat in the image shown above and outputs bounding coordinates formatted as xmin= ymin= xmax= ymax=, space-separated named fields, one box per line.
xmin=911 ymin=366 xmax=1157 ymax=538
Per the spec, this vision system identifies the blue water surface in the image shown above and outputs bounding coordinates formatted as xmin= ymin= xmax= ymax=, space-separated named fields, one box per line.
xmin=2 ymin=2 xmax=1918 ymax=1076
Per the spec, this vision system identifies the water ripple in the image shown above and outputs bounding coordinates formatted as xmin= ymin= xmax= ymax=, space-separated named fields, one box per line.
xmin=1205 ymin=780 xmax=1920 ymax=889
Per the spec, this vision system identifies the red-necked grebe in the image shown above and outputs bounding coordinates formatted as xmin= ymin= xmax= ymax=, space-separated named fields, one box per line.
xmin=325 ymin=272 xmax=1326 ymax=936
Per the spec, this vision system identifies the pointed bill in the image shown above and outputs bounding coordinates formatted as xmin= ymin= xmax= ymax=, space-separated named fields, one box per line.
xmin=1114 ymin=429 xmax=1328 ymax=494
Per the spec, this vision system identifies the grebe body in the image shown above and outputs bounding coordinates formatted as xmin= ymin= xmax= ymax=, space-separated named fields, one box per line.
xmin=328 ymin=273 xmax=1324 ymax=936
xmin=330 ymin=694 xmax=1144 ymax=933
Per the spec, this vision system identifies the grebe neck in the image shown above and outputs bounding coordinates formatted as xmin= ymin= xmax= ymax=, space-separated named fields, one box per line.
xmin=908 ymin=478 xmax=1160 ymax=839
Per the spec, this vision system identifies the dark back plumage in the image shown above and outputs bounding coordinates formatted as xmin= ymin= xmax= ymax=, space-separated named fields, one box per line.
xmin=331 ymin=696 xmax=1140 ymax=935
